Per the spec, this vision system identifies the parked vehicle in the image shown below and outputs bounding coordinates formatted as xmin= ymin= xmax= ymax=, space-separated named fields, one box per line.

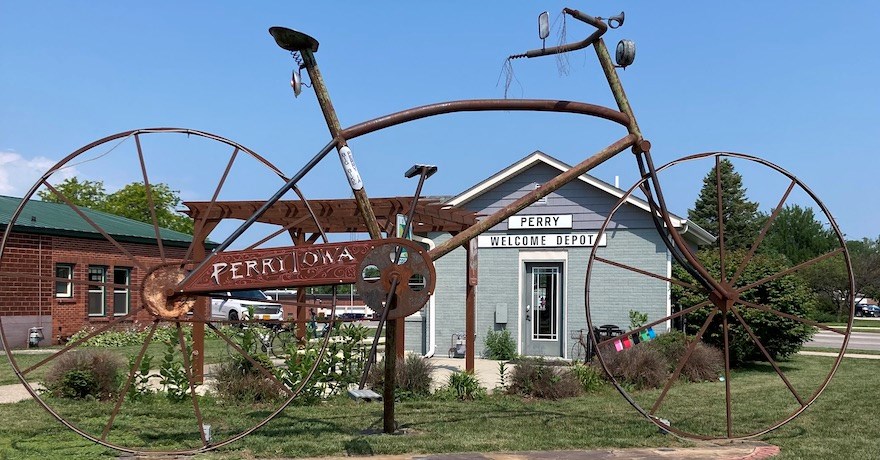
xmin=210 ymin=289 xmax=283 ymax=323
xmin=855 ymin=304 xmax=880 ymax=318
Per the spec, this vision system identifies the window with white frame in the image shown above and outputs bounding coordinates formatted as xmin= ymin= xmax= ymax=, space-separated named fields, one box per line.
xmin=88 ymin=266 xmax=106 ymax=316
xmin=55 ymin=263 xmax=74 ymax=298
xmin=113 ymin=267 xmax=131 ymax=316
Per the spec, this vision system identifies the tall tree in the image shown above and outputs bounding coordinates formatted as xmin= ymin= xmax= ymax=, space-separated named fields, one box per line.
xmin=688 ymin=159 xmax=762 ymax=251
xmin=762 ymin=204 xmax=837 ymax=265
xmin=104 ymin=182 xmax=193 ymax=234
xmin=36 ymin=178 xmax=193 ymax=234
xmin=37 ymin=177 xmax=106 ymax=210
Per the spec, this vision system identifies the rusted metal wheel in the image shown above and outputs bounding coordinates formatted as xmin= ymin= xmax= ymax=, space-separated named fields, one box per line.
xmin=585 ymin=151 xmax=854 ymax=440
xmin=0 ymin=128 xmax=338 ymax=455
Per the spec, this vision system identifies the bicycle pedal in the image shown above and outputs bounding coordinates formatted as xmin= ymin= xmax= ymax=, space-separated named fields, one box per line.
xmin=348 ymin=388 xmax=382 ymax=402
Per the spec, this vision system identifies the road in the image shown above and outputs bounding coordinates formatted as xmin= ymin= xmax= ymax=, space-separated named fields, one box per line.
xmin=806 ymin=330 xmax=880 ymax=351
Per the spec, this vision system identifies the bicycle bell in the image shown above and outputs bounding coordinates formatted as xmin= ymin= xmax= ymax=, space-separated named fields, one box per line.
xmin=291 ymin=67 xmax=302 ymax=97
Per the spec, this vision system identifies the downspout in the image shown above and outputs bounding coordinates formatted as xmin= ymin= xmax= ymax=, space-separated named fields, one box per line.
xmin=412 ymin=235 xmax=436 ymax=358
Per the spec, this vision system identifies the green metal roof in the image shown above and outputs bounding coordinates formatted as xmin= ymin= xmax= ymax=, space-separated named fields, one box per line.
xmin=0 ymin=195 xmax=195 ymax=247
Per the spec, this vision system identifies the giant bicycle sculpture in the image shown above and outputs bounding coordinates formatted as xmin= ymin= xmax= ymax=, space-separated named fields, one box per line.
xmin=0 ymin=7 xmax=854 ymax=455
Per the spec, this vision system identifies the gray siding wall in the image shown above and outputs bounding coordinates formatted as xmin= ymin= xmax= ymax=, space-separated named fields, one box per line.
xmin=464 ymin=163 xmax=653 ymax=232
xmin=423 ymin=161 xmax=673 ymax=359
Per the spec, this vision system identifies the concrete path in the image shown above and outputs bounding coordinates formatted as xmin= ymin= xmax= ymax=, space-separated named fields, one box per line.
xmin=294 ymin=442 xmax=780 ymax=460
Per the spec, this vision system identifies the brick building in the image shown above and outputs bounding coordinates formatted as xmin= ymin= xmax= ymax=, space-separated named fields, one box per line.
xmin=0 ymin=196 xmax=196 ymax=348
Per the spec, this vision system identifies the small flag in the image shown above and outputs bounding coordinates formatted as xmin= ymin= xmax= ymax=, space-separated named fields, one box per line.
xmin=639 ymin=329 xmax=650 ymax=342
xmin=622 ymin=337 xmax=632 ymax=349
xmin=614 ymin=339 xmax=624 ymax=352
xmin=647 ymin=327 xmax=656 ymax=339
xmin=631 ymin=334 xmax=641 ymax=345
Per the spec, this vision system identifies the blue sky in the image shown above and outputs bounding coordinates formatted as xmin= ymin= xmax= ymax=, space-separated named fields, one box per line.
xmin=2 ymin=1 xmax=878 ymax=242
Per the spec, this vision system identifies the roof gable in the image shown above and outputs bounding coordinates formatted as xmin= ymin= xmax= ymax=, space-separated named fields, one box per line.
xmin=447 ymin=151 xmax=714 ymax=245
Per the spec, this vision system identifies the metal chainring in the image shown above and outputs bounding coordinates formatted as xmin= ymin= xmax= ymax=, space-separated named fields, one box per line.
xmin=355 ymin=239 xmax=435 ymax=320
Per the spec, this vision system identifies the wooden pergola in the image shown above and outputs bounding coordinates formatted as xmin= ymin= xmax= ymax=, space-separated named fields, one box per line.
xmin=181 ymin=196 xmax=479 ymax=373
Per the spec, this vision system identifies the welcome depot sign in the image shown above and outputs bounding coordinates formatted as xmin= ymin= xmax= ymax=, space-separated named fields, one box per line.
xmin=476 ymin=214 xmax=607 ymax=248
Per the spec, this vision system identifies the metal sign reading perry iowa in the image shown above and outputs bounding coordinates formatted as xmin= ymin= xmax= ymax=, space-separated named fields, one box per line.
xmin=183 ymin=240 xmax=376 ymax=293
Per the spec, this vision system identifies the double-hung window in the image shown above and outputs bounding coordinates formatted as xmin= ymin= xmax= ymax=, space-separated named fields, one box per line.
xmin=88 ymin=266 xmax=106 ymax=316
xmin=55 ymin=263 xmax=74 ymax=298
xmin=113 ymin=267 xmax=131 ymax=315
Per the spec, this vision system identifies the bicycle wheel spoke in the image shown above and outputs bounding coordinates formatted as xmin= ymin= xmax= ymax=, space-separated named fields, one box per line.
xmin=182 ymin=146 xmax=239 ymax=264
xmin=20 ymin=306 xmax=145 ymax=376
xmin=737 ymin=299 xmax=843 ymax=335
xmin=292 ymin=185 xmax=329 ymax=243
xmin=730 ymin=305 xmax=805 ymax=406
xmin=729 ymin=180 xmax=796 ymax=286
xmin=243 ymin=215 xmax=311 ymax=251
xmin=134 ymin=134 xmax=166 ymax=263
xmin=175 ymin=323 xmax=208 ymax=446
xmin=102 ymin=320 xmax=159 ymax=440
xmin=736 ymin=248 xmax=843 ymax=294
xmin=596 ymin=300 xmax=711 ymax=348
xmin=594 ymin=256 xmax=700 ymax=291
xmin=716 ymin=156 xmax=727 ymax=283
xmin=42 ymin=181 xmax=147 ymax=272
xmin=722 ymin=311 xmax=732 ymax=437
xmin=650 ymin=307 xmax=719 ymax=415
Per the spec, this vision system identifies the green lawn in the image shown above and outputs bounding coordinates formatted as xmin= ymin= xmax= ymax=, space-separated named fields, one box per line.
xmin=0 ymin=354 xmax=877 ymax=459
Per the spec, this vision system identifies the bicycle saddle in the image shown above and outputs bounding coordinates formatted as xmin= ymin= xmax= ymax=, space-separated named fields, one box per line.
xmin=269 ymin=26 xmax=319 ymax=53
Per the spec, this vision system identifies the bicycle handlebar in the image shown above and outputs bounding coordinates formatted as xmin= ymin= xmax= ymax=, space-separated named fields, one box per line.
xmin=511 ymin=8 xmax=608 ymax=60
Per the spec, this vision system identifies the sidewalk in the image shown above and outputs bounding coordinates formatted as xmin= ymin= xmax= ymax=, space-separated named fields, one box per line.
xmin=294 ymin=443 xmax=780 ymax=460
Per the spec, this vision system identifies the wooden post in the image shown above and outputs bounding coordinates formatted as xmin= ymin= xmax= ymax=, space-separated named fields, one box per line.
xmin=465 ymin=239 xmax=478 ymax=373
xmin=191 ymin=220 xmax=217 ymax=383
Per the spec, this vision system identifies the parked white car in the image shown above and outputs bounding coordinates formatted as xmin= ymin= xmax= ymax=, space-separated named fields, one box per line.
xmin=210 ymin=289 xmax=283 ymax=323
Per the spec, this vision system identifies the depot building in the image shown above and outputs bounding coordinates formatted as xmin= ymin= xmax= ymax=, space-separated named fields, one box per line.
xmin=404 ymin=151 xmax=713 ymax=359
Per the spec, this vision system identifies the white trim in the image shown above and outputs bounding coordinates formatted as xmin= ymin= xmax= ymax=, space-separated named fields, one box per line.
xmin=446 ymin=151 xmax=715 ymax=246
xmin=517 ymin=251 xmax=568 ymax=358
xmin=666 ymin=251 xmax=672 ymax=332
xmin=412 ymin=235 xmax=436 ymax=358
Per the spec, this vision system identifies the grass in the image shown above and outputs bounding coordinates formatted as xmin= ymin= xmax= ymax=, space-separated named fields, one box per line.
xmin=0 ymin=337 xmax=229 ymax=386
xmin=0 ymin=354 xmax=877 ymax=459
xmin=824 ymin=319 xmax=880 ymax=330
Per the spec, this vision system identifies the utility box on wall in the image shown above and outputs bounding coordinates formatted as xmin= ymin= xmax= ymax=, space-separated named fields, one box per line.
xmin=495 ymin=302 xmax=508 ymax=324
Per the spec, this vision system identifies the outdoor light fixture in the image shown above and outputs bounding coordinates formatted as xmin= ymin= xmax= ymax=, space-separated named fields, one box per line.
xmin=615 ymin=39 xmax=636 ymax=68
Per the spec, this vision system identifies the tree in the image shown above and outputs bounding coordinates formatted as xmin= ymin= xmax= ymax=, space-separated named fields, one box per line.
xmin=37 ymin=178 xmax=106 ymax=210
xmin=36 ymin=178 xmax=193 ymax=234
xmin=762 ymin=205 xmax=837 ymax=265
xmin=672 ymin=249 xmax=816 ymax=367
xmin=847 ymin=237 xmax=880 ymax=303
xmin=104 ymin=182 xmax=193 ymax=234
xmin=688 ymin=159 xmax=762 ymax=251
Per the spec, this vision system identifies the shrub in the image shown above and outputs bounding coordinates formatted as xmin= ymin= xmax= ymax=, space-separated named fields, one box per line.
xmin=213 ymin=353 xmax=285 ymax=404
xmin=673 ymin=249 xmax=816 ymax=366
xmin=440 ymin=370 xmax=486 ymax=401
xmin=507 ymin=358 xmax=583 ymax=399
xmin=572 ymin=363 xmax=604 ymax=392
xmin=599 ymin=345 xmax=668 ymax=390
xmin=649 ymin=331 xmax=723 ymax=382
xmin=43 ymin=349 xmax=123 ymax=400
xmin=366 ymin=354 xmax=434 ymax=399
xmin=484 ymin=328 xmax=517 ymax=360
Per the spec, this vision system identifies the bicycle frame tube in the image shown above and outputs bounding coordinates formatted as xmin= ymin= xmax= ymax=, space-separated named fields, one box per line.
xmin=300 ymin=48 xmax=383 ymax=240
